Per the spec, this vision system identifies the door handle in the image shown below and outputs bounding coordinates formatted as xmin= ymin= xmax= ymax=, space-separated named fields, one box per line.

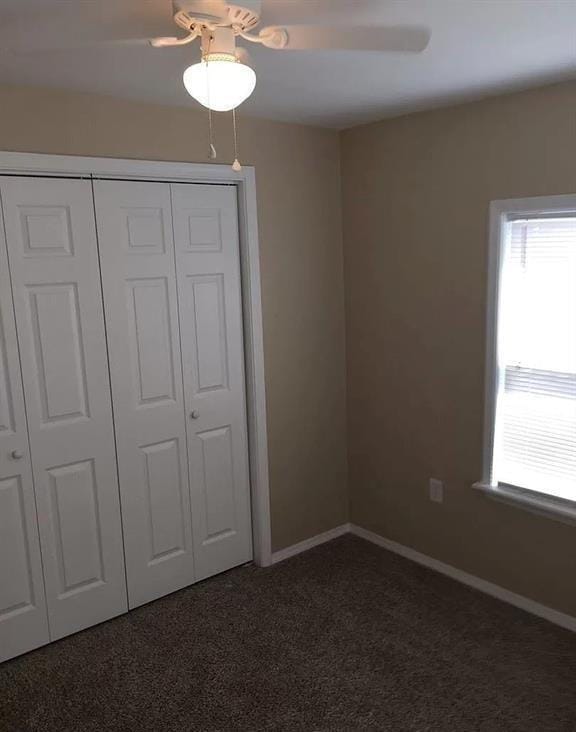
xmin=190 ymin=410 xmax=200 ymax=420
xmin=10 ymin=449 xmax=24 ymax=460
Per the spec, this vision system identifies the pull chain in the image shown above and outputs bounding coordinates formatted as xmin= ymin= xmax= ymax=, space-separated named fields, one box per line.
xmin=208 ymin=107 xmax=216 ymax=160
xmin=232 ymin=108 xmax=242 ymax=171
xmin=205 ymin=34 xmax=217 ymax=159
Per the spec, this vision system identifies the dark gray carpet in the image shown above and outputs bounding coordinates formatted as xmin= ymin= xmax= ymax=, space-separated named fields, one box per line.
xmin=1 ymin=534 xmax=575 ymax=731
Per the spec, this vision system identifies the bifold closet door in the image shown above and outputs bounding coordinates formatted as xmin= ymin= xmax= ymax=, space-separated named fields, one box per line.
xmin=0 ymin=203 xmax=49 ymax=662
xmin=0 ymin=177 xmax=127 ymax=640
xmin=93 ymin=180 xmax=195 ymax=608
xmin=171 ymin=183 xmax=252 ymax=580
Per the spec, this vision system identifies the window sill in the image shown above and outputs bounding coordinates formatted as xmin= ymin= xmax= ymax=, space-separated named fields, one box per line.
xmin=473 ymin=482 xmax=576 ymax=526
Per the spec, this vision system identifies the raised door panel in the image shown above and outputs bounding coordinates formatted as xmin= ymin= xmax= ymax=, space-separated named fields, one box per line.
xmin=27 ymin=283 xmax=89 ymax=425
xmin=141 ymin=439 xmax=187 ymax=563
xmin=196 ymin=426 xmax=237 ymax=545
xmin=126 ymin=277 xmax=176 ymax=407
xmin=47 ymin=460 xmax=105 ymax=597
xmin=93 ymin=180 xmax=194 ymax=608
xmin=0 ymin=316 xmax=15 ymax=437
xmin=0 ymin=478 xmax=34 ymax=613
xmin=171 ymin=184 xmax=252 ymax=581
xmin=189 ymin=275 xmax=230 ymax=393
xmin=0 ymin=201 xmax=49 ymax=662
xmin=0 ymin=177 xmax=127 ymax=640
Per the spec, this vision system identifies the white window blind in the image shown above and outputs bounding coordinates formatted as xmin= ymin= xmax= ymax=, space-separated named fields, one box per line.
xmin=492 ymin=214 xmax=576 ymax=501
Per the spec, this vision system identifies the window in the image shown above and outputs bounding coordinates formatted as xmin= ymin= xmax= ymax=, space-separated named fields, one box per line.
xmin=477 ymin=195 xmax=576 ymax=517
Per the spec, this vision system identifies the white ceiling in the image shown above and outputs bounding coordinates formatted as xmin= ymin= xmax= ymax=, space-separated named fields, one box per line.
xmin=0 ymin=0 xmax=575 ymax=129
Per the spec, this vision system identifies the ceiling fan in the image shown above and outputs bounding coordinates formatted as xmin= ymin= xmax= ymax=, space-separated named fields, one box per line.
xmin=146 ymin=0 xmax=430 ymax=112
xmin=3 ymin=1 xmax=430 ymax=112
xmin=17 ymin=0 xmax=422 ymax=114
xmin=149 ymin=0 xmax=430 ymax=111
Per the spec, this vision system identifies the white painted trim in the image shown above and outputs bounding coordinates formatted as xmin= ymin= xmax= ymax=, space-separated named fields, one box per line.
xmin=237 ymin=168 xmax=273 ymax=567
xmin=480 ymin=198 xmax=506 ymax=486
xmin=270 ymin=522 xmax=576 ymax=631
xmin=478 ymin=193 xmax=576 ymax=523
xmin=490 ymin=194 xmax=576 ymax=218
xmin=0 ymin=152 xmax=249 ymax=183
xmin=473 ymin=482 xmax=576 ymax=526
xmin=0 ymin=151 xmax=272 ymax=568
xmin=271 ymin=524 xmax=350 ymax=564
xmin=350 ymin=524 xmax=576 ymax=633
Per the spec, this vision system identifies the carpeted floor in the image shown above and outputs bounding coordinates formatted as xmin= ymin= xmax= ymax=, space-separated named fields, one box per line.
xmin=1 ymin=534 xmax=575 ymax=731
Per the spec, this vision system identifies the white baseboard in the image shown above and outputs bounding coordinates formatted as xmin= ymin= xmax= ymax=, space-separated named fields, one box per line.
xmin=349 ymin=524 xmax=576 ymax=633
xmin=271 ymin=523 xmax=350 ymax=564
xmin=270 ymin=523 xmax=576 ymax=632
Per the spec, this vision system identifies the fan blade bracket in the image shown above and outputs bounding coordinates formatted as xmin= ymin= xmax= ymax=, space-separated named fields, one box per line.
xmin=150 ymin=36 xmax=179 ymax=47
xmin=150 ymin=29 xmax=200 ymax=47
xmin=258 ymin=26 xmax=289 ymax=50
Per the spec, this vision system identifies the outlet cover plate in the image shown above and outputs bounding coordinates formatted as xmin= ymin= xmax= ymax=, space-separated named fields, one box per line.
xmin=429 ymin=478 xmax=444 ymax=503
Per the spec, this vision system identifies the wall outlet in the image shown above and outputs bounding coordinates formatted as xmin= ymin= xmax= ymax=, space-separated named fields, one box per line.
xmin=429 ymin=478 xmax=444 ymax=503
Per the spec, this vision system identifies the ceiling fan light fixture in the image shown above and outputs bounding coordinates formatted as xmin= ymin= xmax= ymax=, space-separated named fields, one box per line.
xmin=183 ymin=52 xmax=256 ymax=112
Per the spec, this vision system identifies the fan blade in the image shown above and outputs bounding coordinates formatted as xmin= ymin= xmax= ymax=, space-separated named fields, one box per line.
xmin=260 ymin=25 xmax=430 ymax=53
xmin=1 ymin=38 xmax=155 ymax=55
xmin=0 ymin=0 xmax=174 ymax=48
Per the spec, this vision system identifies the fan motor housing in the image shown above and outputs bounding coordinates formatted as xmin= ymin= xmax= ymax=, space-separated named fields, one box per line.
xmin=175 ymin=1 xmax=262 ymax=30
xmin=200 ymin=27 xmax=237 ymax=56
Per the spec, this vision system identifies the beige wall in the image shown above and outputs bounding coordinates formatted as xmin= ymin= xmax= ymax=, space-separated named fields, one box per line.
xmin=0 ymin=84 xmax=348 ymax=552
xmin=3 ymin=78 xmax=574 ymax=614
xmin=341 ymin=80 xmax=576 ymax=615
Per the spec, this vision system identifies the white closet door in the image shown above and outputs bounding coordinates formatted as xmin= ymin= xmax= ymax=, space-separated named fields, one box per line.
xmin=93 ymin=180 xmax=195 ymax=608
xmin=0 ymin=202 xmax=50 ymax=662
xmin=171 ymin=184 xmax=252 ymax=580
xmin=0 ymin=177 xmax=127 ymax=640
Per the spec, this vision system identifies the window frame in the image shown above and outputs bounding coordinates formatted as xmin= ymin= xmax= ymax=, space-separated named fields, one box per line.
xmin=474 ymin=194 xmax=576 ymax=524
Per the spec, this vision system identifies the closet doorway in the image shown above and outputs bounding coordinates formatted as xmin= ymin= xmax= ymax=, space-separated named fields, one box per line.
xmin=0 ymin=153 xmax=271 ymax=663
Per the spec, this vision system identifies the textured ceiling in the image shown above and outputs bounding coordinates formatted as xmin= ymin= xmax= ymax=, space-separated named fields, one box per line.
xmin=0 ymin=0 xmax=575 ymax=128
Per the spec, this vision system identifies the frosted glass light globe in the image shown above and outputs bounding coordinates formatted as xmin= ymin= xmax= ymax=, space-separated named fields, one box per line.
xmin=183 ymin=57 xmax=256 ymax=112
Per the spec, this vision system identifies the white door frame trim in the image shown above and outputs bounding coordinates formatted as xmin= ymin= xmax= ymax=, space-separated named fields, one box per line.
xmin=0 ymin=151 xmax=272 ymax=567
